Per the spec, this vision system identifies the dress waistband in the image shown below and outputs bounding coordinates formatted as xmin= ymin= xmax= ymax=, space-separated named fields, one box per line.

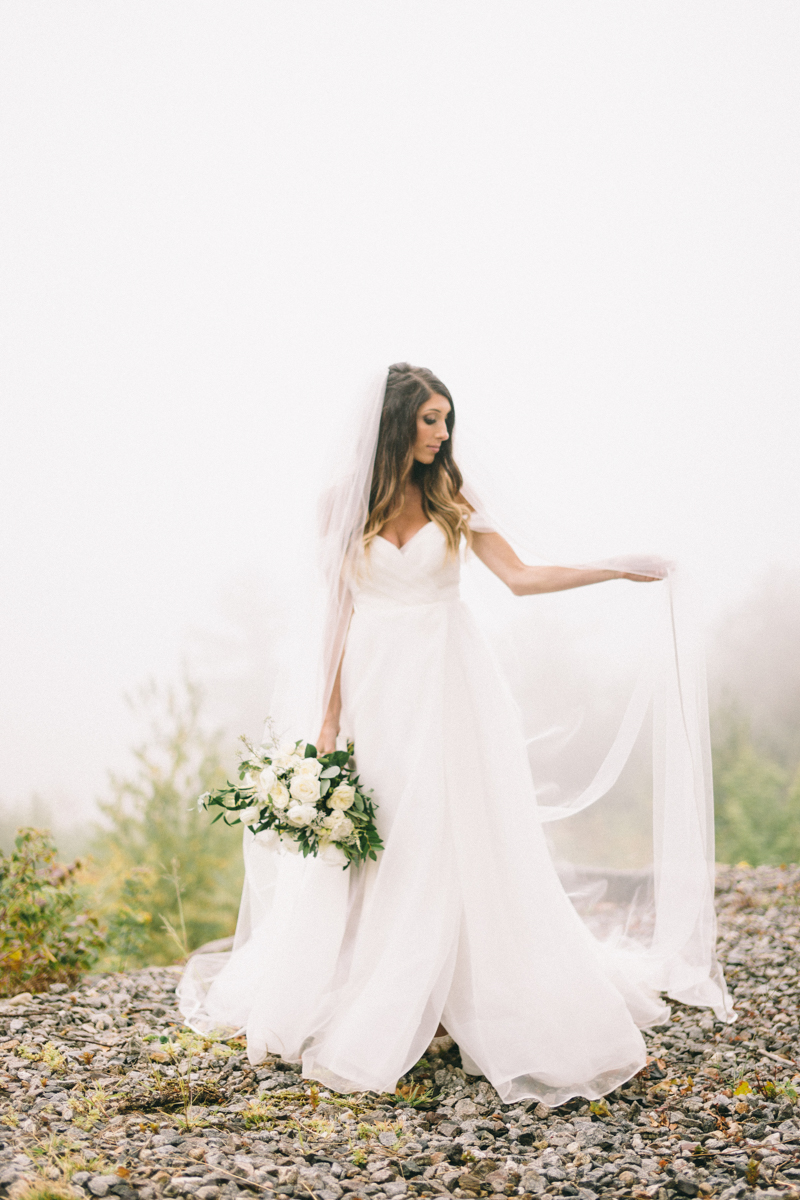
xmin=353 ymin=588 xmax=460 ymax=612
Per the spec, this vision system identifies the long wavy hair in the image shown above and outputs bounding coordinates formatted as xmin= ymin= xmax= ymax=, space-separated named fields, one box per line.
xmin=363 ymin=363 xmax=471 ymax=556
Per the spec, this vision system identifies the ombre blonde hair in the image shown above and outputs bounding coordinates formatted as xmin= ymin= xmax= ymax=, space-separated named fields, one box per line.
xmin=363 ymin=363 xmax=471 ymax=556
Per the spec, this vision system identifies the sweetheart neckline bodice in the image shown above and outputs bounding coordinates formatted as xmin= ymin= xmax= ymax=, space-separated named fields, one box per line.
xmin=375 ymin=520 xmax=434 ymax=553
xmin=354 ymin=520 xmax=459 ymax=607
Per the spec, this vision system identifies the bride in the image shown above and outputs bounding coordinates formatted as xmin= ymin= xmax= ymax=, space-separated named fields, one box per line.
xmin=179 ymin=362 xmax=730 ymax=1106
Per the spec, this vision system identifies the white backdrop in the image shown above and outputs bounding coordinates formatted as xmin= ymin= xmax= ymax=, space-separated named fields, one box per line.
xmin=1 ymin=2 xmax=798 ymax=823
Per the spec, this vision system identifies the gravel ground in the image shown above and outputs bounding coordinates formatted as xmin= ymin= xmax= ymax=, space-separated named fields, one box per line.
xmin=2 ymin=864 xmax=800 ymax=1200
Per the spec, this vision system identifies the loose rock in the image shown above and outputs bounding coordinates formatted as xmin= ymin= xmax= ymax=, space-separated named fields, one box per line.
xmin=1 ymin=865 xmax=800 ymax=1197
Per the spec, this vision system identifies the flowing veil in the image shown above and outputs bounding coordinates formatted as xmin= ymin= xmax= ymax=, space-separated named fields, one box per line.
xmin=456 ymin=476 xmax=729 ymax=1019
xmin=181 ymin=365 xmax=732 ymax=1044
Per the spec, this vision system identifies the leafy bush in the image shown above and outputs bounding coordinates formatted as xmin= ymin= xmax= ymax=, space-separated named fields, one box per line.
xmin=713 ymin=719 xmax=800 ymax=865
xmin=709 ymin=570 xmax=800 ymax=865
xmin=0 ymin=828 xmax=104 ymax=996
xmin=88 ymin=678 xmax=244 ymax=969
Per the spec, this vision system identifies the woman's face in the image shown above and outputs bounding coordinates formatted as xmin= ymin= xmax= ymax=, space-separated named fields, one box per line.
xmin=413 ymin=394 xmax=451 ymax=464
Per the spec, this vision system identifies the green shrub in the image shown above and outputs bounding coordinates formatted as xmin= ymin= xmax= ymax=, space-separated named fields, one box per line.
xmin=89 ymin=678 xmax=244 ymax=969
xmin=0 ymin=828 xmax=104 ymax=996
xmin=713 ymin=720 xmax=800 ymax=865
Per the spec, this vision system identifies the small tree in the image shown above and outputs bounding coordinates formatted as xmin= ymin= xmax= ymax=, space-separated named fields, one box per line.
xmin=89 ymin=677 xmax=244 ymax=968
xmin=0 ymin=829 xmax=104 ymax=996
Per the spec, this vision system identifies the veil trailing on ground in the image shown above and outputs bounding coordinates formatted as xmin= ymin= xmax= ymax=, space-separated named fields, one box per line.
xmin=184 ymin=365 xmax=731 ymax=1039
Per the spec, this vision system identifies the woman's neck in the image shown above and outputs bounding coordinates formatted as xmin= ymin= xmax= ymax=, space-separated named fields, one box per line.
xmin=377 ymin=478 xmax=429 ymax=547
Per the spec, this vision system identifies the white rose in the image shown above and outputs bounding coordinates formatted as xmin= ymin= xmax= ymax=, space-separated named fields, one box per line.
xmin=289 ymin=773 xmax=321 ymax=803
xmin=269 ymin=781 xmax=290 ymax=810
xmin=323 ymin=811 xmax=354 ymax=841
xmin=274 ymin=751 xmax=302 ymax=774
xmin=254 ymin=828 xmax=280 ymax=851
xmin=254 ymin=766 xmax=277 ymax=801
xmin=318 ymin=842 xmax=348 ymax=867
xmin=328 ymin=783 xmax=356 ymax=811
xmin=286 ymin=803 xmax=317 ymax=827
xmin=276 ymin=740 xmax=304 ymax=762
xmin=339 ymin=816 xmax=354 ymax=839
xmin=295 ymin=757 xmax=322 ymax=778
xmin=238 ymin=806 xmax=261 ymax=826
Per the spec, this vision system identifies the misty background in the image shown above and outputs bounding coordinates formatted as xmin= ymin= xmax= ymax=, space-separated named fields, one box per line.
xmin=1 ymin=3 xmax=799 ymax=866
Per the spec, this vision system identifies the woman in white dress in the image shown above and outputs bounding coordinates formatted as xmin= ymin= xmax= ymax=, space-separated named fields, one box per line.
xmin=179 ymin=363 xmax=730 ymax=1106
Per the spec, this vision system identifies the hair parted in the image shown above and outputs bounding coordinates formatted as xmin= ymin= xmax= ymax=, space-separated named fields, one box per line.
xmin=363 ymin=362 xmax=471 ymax=556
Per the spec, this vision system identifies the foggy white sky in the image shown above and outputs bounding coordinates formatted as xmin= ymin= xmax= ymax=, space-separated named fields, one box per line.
xmin=1 ymin=2 xmax=798 ymax=825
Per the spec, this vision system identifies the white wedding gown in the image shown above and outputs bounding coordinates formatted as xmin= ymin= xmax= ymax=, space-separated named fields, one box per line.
xmin=179 ymin=520 xmax=674 ymax=1106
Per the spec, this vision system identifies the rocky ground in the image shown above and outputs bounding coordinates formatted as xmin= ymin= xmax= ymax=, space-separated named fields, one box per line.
xmin=2 ymin=865 xmax=800 ymax=1200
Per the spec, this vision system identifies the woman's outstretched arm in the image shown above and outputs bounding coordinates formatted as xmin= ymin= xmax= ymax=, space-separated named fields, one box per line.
xmin=471 ymin=531 xmax=661 ymax=595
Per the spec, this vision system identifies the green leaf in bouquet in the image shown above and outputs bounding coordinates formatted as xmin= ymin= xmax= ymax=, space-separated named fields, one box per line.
xmin=319 ymin=779 xmax=331 ymax=797
xmin=304 ymin=743 xmax=317 ymax=759
xmin=352 ymin=793 xmax=364 ymax=812
xmin=319 ymin=766 xmax=341 ymax=779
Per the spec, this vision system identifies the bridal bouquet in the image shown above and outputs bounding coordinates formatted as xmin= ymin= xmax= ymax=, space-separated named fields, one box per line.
xmin=198 ymin=735 xmax=383 ymax=869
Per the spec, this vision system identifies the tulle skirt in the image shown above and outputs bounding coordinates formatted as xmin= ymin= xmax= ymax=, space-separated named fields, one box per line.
xmin=179 ymin=595 xmax=670 ymax=1105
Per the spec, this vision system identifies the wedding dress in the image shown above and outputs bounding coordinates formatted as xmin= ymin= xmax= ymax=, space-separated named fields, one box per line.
xmin=181 ymin=518 xmax=694 ymax=1105
xmin=180 ymin=365 xmax=731 ymax=1105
